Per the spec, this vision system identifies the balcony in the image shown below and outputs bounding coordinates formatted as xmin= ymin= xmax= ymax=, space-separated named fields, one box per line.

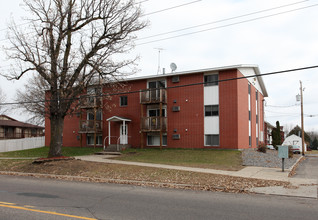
xmin=141 ymin=117 xmax=167 ymax=132
xmin=140 ymin=88 xmax=167 ymax=104
xmin=79 ymin=120 xmax=103 ymax=133
xmin=79 ymin=96 xmax=102 ymax=109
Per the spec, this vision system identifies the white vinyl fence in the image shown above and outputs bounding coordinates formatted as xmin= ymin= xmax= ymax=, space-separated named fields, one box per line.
xmin=0 ymin=137 xmax=45 ymax=153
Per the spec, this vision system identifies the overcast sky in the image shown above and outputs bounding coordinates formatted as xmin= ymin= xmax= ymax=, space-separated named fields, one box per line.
xmin=0 ymin=0 xmax=318 ymax=132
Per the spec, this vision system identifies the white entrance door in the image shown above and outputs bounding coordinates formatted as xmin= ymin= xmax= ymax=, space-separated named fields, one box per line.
xmin=120 ymin=124 xmax=128 ymax=144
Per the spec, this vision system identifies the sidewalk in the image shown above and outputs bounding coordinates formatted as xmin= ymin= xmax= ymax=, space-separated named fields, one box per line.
xmin=75 ymin=155 xmax=318 ymax=199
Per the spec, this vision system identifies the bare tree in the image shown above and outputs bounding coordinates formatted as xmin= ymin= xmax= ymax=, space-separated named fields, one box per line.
xmin=15 ymin=75 xmax=49 ymax=126
xmin=3 ymin=0 xmax=147 ymax=157
xmin=0 ymin=86 xmax=7 ymax=114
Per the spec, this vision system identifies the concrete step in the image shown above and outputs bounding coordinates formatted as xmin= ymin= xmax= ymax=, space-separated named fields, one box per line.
xmin=95 ymin=151 xmax=122 ymax=156
xmin=102 ymin=144 xmax=131 ymax=152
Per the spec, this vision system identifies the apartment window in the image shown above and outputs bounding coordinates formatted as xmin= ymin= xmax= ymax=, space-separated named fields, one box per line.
xmin=205 ymin=105 xmax=219 ymax=116
xmin=31 ymin=129 xmax=37 ymax=136
xmin=87 ymin=110 xmax=102 ymax=120
xmin=249 ymin=136 xmax=251 ymax=146
xmin=148 ymin=109 xmax=166 ymax=117
xmin=148 ymin=80 xmax=166 ymax=89
xmin=87 ymin=134 xmax=102 ymax=145
xmin=248 ymin=84 xmax=251 ymax=94
xmin=205 ymin=135 xmax=219 ymax=146
xmin=204 ymin=74 xmax=218 ymax=86
xmin=256 ymin=91 xmax=258 ymax=100
xmin=87 ymin=87 xmax=101 ymax=103
xmin=147 ymin=134 xmax=167 ymax=146
xmin=120 ymin=96 xmax=128 ymax=106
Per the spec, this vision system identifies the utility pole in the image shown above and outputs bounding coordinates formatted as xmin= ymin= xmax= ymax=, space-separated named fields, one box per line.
xmin=300 ymin=80 xmax=305 ymax=156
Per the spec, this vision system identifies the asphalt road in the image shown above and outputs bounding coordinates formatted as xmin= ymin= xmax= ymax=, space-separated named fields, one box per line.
xmin=0 ymin=175 xmax=318 ymax=220
xmin=293 ymin=154 xmax=318 ymax=179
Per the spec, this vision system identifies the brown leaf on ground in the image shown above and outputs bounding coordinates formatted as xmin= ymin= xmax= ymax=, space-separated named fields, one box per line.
xmin=0 ymin=159 xmax=290 ymax=193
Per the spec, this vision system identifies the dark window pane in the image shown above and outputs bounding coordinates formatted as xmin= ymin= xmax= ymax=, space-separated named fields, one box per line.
xmin=148 ymin=81 xmax=157 ymax=88
xmin=120 ymin=96 xmax=127 ymax=106
xmin=205 ymin=106 xmax=212 ymax=116
xmin=212 ymin=105 xmax=219 ymax=116
xmin=205 ymin=135 xmax=219 ymax=146
xmin=204 ymin=75 xmax=218 ymax=86
xmin=96 ymin=110 xmax=102 ymax=120
xmin=149 ymin=110 xmax=157 ymax=117
xmin=158 ymin=80 xmax=165 ymax=88
xmin=205 ymin=105 xmax=219 ymax=116
xmin=88 ymin=112 xmax=94 ymax=120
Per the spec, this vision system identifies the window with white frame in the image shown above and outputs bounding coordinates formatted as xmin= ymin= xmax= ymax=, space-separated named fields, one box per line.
xmin=87 ymin=134 xmax=102 ymax=145
xmin=87 ymin=110 xmax=102 ymax=120
xmin=148 ymin=80 xmax=166 ymax=89
xmin=204 ymin=105 xmax=219 ymax=116
xmin=148 ymin=108 xmax=166 ymax=117
xmin=204 ymin=74 xmax=218 ymax=86
xmin=205 ymin=134 xmax=219 ymax=146
xmin=147 ymin=134 xmax=167 ymax=146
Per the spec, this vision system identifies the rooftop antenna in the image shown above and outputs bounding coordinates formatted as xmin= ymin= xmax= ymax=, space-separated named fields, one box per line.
xmin=154 ymin=48 xmax=164 ymax=75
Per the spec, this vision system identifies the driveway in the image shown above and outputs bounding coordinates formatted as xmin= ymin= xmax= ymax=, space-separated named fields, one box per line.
xmin=293 ymin=154 xmax=318 ymax=179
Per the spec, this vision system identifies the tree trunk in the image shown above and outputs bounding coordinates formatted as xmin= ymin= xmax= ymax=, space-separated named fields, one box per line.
xmin=48 ymin=115 xmax=64 ymax=158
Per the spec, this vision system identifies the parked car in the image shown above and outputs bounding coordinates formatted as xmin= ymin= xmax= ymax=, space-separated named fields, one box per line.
xmin=266 ymin=145 xmax=275 ymax=150
xmin=290 ymin=145 xmax=301 ymax=154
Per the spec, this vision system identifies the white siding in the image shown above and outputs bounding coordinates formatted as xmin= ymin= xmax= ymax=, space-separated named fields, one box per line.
xmin=204 ymin=117 xmax=219 ymax=134
xmin=0 ymin=137 xmax=44 ymax=153
xmin=204 ymin=80 xmax=219 ymax=136
xmin=204 ymin=86 xmax=219 ymax=105
xmin=238 ymin=67 xmax=263 ymax=95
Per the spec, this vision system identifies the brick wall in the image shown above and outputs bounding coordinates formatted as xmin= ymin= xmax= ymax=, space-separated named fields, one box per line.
xmin=166 ymin=73 xmax=204 ymax=148
xmin=45 ymin=68 xmax=266 ymax=149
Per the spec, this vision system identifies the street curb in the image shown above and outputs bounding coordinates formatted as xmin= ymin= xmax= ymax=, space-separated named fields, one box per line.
xmin=0 ymin=171 xmax=246 ymax=193
xmin=288 ymin=156 xmax=305 ymax=177
xmin=247 ymin=186 xmax=318 ymax=199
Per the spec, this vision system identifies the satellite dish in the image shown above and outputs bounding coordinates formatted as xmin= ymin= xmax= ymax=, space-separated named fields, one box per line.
xmin=170 ymin=63 xmax=177 ymax=72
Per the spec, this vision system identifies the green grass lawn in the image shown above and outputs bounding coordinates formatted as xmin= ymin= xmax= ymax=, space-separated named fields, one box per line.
xmin=117 ymin=148 xmax=243 ymax=171
xmin=0 ymin=146 xmax=102 ymax=158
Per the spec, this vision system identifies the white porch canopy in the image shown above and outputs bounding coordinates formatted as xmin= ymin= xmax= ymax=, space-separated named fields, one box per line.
xmin=106 ymin=116 xmax=131 ymax=146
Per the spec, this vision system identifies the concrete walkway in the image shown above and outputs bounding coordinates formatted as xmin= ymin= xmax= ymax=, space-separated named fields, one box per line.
xmin=75 ymin=155 xmax=318 ymax=199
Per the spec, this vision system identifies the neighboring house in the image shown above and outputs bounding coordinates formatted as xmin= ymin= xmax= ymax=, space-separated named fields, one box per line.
xmin=264 ymin=121 xmax=285 ymax=145
xmin=264 ymin=121 xmax=274 ymax=145
xmin=0 ymin=115 xmax=44 ymax=139
xmin=282 ymin=134 xmax=307 ymax=152
xmin=45 ymin=64 xmax=268 ymax=150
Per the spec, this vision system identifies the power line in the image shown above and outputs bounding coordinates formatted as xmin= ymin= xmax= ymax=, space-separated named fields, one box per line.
xmin=137 ymin=0 xmax=308 ymax=41
xmin=265 ymin=114 xmax=299 ymax=118
xmin=1 ymin=64 xmax=318 ymax=106
xmin=265 ymin=104 xmax=299 ymax=108
xmin=137 ymin=3 xmax=318 ymax=45
xmin=0 ymin=0 xmax=201 ymax=43
xmin=0 ymin=0 xmax=153 ymax=33
xmin=144 ymin=0 xmax=201 ymax=16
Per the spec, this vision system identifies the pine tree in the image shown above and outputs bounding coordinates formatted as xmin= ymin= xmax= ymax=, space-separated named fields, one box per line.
xmin=272 ymin=121 xmax=282 ymax=148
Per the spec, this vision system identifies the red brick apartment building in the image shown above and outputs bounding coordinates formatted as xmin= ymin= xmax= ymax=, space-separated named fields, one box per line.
xmin=45 ymin=64 xmax=268 ymax=150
